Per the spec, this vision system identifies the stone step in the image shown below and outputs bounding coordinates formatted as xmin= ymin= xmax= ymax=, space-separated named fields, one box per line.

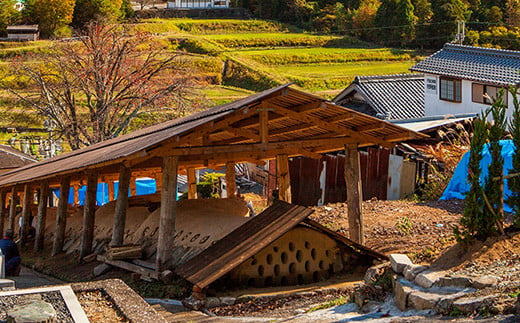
xmin=394 ymin=277 xmax=475 ymax=313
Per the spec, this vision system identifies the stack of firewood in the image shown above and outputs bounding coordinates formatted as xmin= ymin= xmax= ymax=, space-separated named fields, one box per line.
xmin=106 ymin=245 xmax=142 ymax=261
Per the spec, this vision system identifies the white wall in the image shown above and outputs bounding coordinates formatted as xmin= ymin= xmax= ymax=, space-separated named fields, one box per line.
xmin=424 ymin=73 xmax=516 ymax=120
xmin=167 ymin=0 xmax=229 ymax=8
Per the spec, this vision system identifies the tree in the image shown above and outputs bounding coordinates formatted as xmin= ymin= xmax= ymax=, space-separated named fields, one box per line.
xmin=3 ymin=23 xmax=196 ymax=150
xmin=412 ymin=0 xmax=432 ymax=23
xmin=0 ymin=0 xmax=20 ymax=36
xmin=375 ymin=0 xmax=415 ymax=45
xmin=507 ymin=87 xmax=520 ymax=228
xmin=349 ymin=0 xmax=381 ymax=39
xmin=72 ymin=0 xmax=123 ymax=27
xmin=22 ymin=0 xmax=75 ymax=38
xmin=506 ymin=0 xmax=520 ymax=27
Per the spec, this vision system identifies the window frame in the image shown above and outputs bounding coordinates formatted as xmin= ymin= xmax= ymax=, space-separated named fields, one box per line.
xmin=471 ymin=82 xmax=508 ymax=105
xmin=439 ymin=77 xmax=462 ymax=103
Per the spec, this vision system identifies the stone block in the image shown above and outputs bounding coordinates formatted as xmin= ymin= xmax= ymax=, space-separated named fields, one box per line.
xmin=472 ymin=276 xmax=497 ymax=289
xmin=204 ymin=297 xmax=221 ymax=308
xmin=408 ymin=291 xmax=442 ymax=310
xmin=7 ymin=300 xmax=56 ymax=323
xmin=0 ymin=278 xmax=15 ymax=291
xmin=403 ymin=264 xmax=429 ymax=281
xmin=453 ymin=295 xmax=496 ymax=314
xmin=390 ymin=254 xmax=413 ymax=274
xmin=394 ymin=279 xmax=413 ymax=311
xmin=415 ymin=271 xmax=445 ymax=289
xmin=220 ymin=297 xmax=236 ymax=306
xmin=364 ymin=262 xmax=390 ymax=285
xmin=435 ymin=276 xmax=473 ymax=288
xmin=435 ymin=291 xmax=471 ymax=314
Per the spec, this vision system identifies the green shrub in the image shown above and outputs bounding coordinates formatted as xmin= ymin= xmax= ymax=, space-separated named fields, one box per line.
xmin=178 ymin=38 xmax=225 ymax=56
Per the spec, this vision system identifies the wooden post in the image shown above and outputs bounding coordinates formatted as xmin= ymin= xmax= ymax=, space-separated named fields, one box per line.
xmin=107 ymin=182 xmax=115 ymax=202
xmin=345 ymin=144 xmax=364 ymax=244
xmin=52 ymin=176 xmax=71 ymax=256
xmin=156 ymin=156 xmax=178 ymax=272
xmin=0 ymin=190 xmax=6 ymax=237
xmin=276 ymin=154 xmax=291 ymax=203
xmin=73 ymin=184 xmax=80 ymax=206
xmin=154 ymin=173 xmax=162 ymax=193
xmin=225 ymin=162 xmax=236 ymax=198
xmin=8 ymin=186 xmax=17 ymax=232
xmin=259 ymin=109 xmax=269 ymax=144
xmin=187 ymin=168 xmax=197 ymax=199
xmin=20 ymin=184 xmax=31 ymax=245
xmin=79 ymin=172 xmax=98 ymax=260
xmin=110 ymin=165 xmax=131 ymax=247
xmin=129 ymin=177 xmax=137 ymax=196
xmin=34 ymin=180 xmax=49 ymax=252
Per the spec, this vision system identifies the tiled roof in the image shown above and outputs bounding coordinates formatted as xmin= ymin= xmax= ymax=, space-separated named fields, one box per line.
xmin=410 ymin=43 xmax=520 ymax=86
xmin=333 ymin=74 xmax=424 ymax=120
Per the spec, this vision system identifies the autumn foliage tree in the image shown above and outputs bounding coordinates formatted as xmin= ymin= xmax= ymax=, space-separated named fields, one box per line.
xmin=3 ymin=23 xmax=196 ymax=150
xmin=23 ymin=0 xmax=76 ymax=37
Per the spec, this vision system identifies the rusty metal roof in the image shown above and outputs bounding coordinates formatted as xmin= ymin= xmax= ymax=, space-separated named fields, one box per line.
xmin=0 ymin=145 xmax=36 ymax=170
xmin=0 ymin=84 xmax=424 ymax=187
xmin=175 ymin=201 xmax=386 ymax=289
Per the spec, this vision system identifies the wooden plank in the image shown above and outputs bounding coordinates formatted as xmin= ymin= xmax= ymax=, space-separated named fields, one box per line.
xmin=276 ymin=154 xmax=291 ymax=203
xmin=52 ymin=176 xmax=71 ymax=256
xmin=0 ymin=190 xmax=6 ymax=239
xmin=73 ymin=184 xmax=80 ymax=206
xmin=156 ymin=156 xmax=178 ymax=272
xmin=177 ymin=202 xmax=314 ymax=288
xmin=107 ymin=182 xmax=115 ymax=202
xmin=80 ymin=172 xmax=98 ymax=259
xmin=187 ymin=168 xmax=197 ymax=199
xmin=97 ymin=255 xmax=159 ymax=280
xmin=129 ymin=177 xmax=137 ymax=197
xmin=19 ymin=184 xmax=31 ymax=245
xmin=259 ymin=108 xmax=269 ymax=144
xmin=111 ymin=165 xmax=131 ymax=247
xmin=225 ymin=162 xmax=236 ymax=198
xmin=34 ymin=180 xmax=49 ymax=252
xmin=345 ymin=144 xmax=364 ymax=244
xmin=8 ymin=187 xmax=16 ymax=232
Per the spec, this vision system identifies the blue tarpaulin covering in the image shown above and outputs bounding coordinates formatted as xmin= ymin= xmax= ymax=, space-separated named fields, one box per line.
xmin=441 ymin=139 xmax=515 ymax=212
xmin=53 ymin=178 xmax=157 ymax=206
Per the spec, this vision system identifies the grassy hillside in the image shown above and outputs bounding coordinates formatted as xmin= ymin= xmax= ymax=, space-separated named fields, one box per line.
xmin=0 ymin=17 xmax=424 ymax=153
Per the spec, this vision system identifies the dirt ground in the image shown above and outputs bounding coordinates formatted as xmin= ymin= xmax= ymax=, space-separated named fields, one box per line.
xmin=311 ymin=199 xmax=464 ymax=263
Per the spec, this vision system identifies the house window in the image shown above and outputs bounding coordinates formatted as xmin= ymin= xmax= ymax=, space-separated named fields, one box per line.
xmin=440 ymin=78 xmax=462 ymax=102
xmin=472 ymin=83 xmax=507 ymax=105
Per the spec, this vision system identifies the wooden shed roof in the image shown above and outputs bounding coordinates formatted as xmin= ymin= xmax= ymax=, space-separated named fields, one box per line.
xmin=176 ymin=201 xmax=386 ymax=289
xmin=0 ymin=84 xmax=424 ymax=188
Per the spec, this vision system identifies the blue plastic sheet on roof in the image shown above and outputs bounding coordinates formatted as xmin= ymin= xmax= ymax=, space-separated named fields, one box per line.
xmin=441 ymin=139 xmax=515 ymax=212
xmin=53 ymin=178 xmax=157 ymax=206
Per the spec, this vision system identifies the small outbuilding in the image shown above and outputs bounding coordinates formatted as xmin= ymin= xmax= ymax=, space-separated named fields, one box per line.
xmin=6 ymin=25 xmax=39 ymax=41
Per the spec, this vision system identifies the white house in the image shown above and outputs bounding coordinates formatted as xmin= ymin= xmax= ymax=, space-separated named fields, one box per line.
xmin=410 ymin=43 xmax=520 ymax=120
xmin=167 ymin=0 xmax=229 ymax=9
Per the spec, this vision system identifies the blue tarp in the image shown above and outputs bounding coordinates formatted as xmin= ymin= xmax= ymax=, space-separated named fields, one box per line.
xmin=53 ymin=178 xmax=157 ymax=206
xmin=441 ymin=139 xmax=515 ymax=212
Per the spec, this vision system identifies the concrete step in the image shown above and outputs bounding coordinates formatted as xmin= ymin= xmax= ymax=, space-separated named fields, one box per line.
xmin=394 ymin=277 xmax=475 ymax=313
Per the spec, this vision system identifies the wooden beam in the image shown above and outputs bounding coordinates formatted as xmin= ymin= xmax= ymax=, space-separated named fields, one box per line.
xmin=187 ymin=168 xmax=197 ymax=199
xmin=156 ymin=156 xmax=179 ymax=272
xmin=270 ymin=104 xmax=393 ymax=148
xmin=111 ymin=165 xmax=131 ymax=247
xmin=0 ymin=190 xmax=6 ymax=238
xmin=80 ymin=172 xmax=98 ymax=260
xmin=344 ymin=144 xmax=363 ymax=244
xmin=8 ymin=187 xmax=16 ymax=232
xmin=52 ymin=176 xmax=71 ymax=256
xmin=356 ymin=122 xmax=386 ymax=133
xmin=107 ymin=181 xmax=115 ymax=202
xmin=129 ymin=177 xmax=137 ymax=197
xmin=34 ymin=180 xmax=49 ymax=252
xmin=259 ymin=108 xmax=269 ymax=144
xmin=225 ymin=127 xmax=259 ymax=142
xmin=276 ymin=154 xmax=291 ymax=203
xmin=225 ymin=162 xmax=236 ymax=198
xmin=19 ymin=184 xmax=31 ymax=245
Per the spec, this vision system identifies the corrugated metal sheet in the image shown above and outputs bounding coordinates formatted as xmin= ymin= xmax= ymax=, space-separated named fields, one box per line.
xmin=0 ymin=84 xmax=423 ymax=188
